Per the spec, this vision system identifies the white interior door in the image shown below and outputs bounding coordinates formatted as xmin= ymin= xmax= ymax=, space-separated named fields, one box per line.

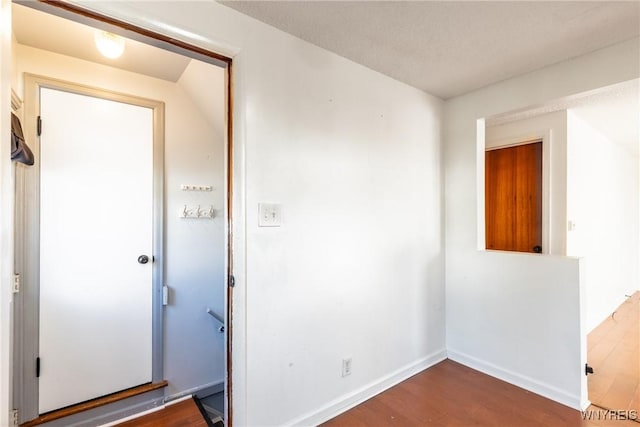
xmin=39 ymin=87 xmax=154 ymax=413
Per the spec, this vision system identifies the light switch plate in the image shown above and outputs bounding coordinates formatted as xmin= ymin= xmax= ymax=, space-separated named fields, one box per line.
xmin=258 ymin=203 xmax=282 ymax=227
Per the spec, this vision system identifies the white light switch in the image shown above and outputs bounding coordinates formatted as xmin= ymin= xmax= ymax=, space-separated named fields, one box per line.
xmin=258 ymin=203 xmax=282 ymax=227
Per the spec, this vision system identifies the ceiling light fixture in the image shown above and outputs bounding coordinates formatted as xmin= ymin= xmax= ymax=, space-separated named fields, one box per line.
xmin=94 ymin=30 xmax=125 ymax=59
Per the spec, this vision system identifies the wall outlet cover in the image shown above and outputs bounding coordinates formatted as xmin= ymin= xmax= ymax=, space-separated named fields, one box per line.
xmin=342 ymin=358 xmax=352 ymax=377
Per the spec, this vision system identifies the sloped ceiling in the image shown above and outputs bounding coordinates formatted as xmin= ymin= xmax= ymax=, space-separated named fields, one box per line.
xmin=13 ymin=3 xmax=225 ymax=131
xmin=13 ymin=3 xmax=190 ymax=82
xmin=220 ymin=1 xmax=640 ymax=99
xmin=570 ymin=82 xmax=640 ymax=155
xmin=178 ymin=59 xmax=226 ymax=134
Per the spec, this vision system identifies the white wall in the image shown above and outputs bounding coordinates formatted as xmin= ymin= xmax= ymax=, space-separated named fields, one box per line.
xmin=68 ymin=2 xmax=446 ymax=425
xmin=14 ymin=44 xmax=227 ymax=398
xmin=178 ymin=59 xmax=226 ymax=134
xmin=486 ymin=111 xmax=568 ymax=256
xmin=567 ymin=111 xmax=640 ymax=332
xmin=444 ymin=37 xmax=639 ymax=410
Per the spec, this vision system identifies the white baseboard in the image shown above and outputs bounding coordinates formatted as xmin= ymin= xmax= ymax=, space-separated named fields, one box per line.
xmin=447 ymin=349 xmax=581 ymax=410
xmin=100 ymin=395 xmax=193 ymax=427
xmin=165 ymin=379 xmax=224 ymax=402
xmin=99 ymin=407 xmax=164 ymax=427
xmin=287 ymin=349 xmax=447 ymax=426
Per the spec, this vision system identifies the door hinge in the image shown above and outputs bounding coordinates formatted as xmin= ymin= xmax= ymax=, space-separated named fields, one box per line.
xmin=12 ymin=274 xmax=20 ymax=294
xmin=36 ymin=357 xmax=41 ymax=378
xmin=10 ymin=409 xmax=18 ymax=426
xmin=37 ymin=116 xmax=42 ymax=136
xmin=228 ymin=274 xmax=235 ymax=288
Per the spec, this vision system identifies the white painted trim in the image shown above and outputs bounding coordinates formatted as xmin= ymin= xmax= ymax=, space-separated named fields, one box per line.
xmin=286 ymin=349 xmax=447 ymax=427
xmin=164 ymin=394 xmax=193 ymax=407
xmin=485 ymin=137 xmax=541 ymax=150
xmin=476 ymin=118 xmax=486 ymax=251
xmin=164 ymin=379 xmax=223 ymax=402
xmin=485 ymin=130 xmax=543 ymax=150
xmin=98 ymin=395 xmax=193 ymax=427
xmin=10 ymin=89 xmax=21 ymax=112
xmin=98 ymin=407 xmax=163 ymax=427
xmin=581 ymin=399 xmax=592 ymax=411
xmin=228 ymin=51 xmax=248 ymax=427
xmin=0 ymin=2 xmax=14 ymax=426
xmin=447 ymin=349 xmax=581 ymax=410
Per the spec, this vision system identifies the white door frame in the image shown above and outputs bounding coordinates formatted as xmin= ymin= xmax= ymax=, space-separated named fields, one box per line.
xmin=0 ymin=3 xmax=14 ymax=426
xmin=14 ymin=74 xmax=165 ymax=422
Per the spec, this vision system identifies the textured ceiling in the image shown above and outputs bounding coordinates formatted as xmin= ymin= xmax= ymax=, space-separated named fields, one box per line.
xmin=220 ymin=1 xmax=640 ymax=99
xmin=13 ymin=3 xmax=190 ymax=82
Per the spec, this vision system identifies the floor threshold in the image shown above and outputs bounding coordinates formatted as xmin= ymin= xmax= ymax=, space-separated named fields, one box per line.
xmin=21 ymin=381 xmax=169 ymax=427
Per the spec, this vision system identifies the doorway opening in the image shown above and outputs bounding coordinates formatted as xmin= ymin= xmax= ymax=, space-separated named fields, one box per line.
xmin=587 ymin=292 xmax=639 ymax=415
xmin=11 ymin=2 xmax=234 ymax=426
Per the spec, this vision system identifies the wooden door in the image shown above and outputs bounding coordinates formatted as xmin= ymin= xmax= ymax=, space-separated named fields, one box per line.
xmin=485 ymin=141 xmax=542 ymax=253
xmin=38 ymin=87 xmax=154 ymax=413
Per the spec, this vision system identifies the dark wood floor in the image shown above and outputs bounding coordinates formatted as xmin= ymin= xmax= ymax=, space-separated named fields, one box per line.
xmin=322 ymin=360 xmax=638 ymax=427
xmin=114 ymin=358 xmax=640 ymax=427
xmin=116 ymin=398 xmax=209 ymax=427
xmin=588 ymin=292 xmax=639 ymax=413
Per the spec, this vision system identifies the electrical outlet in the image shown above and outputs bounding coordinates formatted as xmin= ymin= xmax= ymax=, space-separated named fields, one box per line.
xmin=342 ymin=358 xmax=352 ymax=377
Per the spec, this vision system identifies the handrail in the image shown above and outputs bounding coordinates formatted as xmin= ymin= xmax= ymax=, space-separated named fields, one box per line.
xmin=207 ymin=308 xmax=225 ymax=333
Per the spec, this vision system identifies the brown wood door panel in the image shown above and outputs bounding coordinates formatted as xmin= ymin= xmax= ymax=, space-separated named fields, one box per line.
xmin=485 ymin=142 xmax=542 ymax=253
xmin=485 ymin=145 xmax=516 ymax=250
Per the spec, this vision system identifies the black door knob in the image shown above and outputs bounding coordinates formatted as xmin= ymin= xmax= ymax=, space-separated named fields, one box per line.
xmin=533 ymin=246 xmax=542 ymax=253
xmin=137 ymin=255 xmax=150 ymax=264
